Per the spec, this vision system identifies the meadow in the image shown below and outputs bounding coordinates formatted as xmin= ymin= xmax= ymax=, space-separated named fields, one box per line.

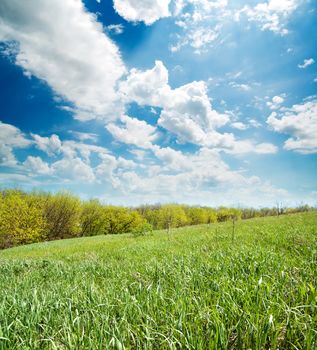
xmin=0 ymin=212 xmax=316 ymax=349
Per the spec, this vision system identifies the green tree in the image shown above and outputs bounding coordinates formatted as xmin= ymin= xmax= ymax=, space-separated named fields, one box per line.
xmin=0 ymin=190 xmax=46 ymax=248
xmin=157 ymin=204 xmax=188 ymax=231
xmin=80 ymin=199 xmax=105 ymax=236
xmin=43 ymin=191 xmax=81 ymax=240
xmin=103 ymin=206 xmax=146 ymax=235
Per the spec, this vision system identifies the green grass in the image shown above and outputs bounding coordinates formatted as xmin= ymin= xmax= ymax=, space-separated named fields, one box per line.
xmin=0 ymin=212 xmax=316 ymax=349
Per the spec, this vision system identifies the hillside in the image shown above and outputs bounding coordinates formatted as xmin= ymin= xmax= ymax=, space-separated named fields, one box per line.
xmin=0 ymin=212 xmax=316 ymax=349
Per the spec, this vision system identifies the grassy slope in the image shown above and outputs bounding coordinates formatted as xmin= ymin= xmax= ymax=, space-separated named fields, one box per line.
xmin=0 ymin=213 xmax=316 ymax=349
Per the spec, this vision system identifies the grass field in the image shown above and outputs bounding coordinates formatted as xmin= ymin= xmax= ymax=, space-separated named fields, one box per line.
xmin=0 ymin=212 xmax=316 ymax=349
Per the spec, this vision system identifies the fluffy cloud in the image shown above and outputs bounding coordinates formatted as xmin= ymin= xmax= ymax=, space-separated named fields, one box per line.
xmin=51 ymin=157 xmax=96 ymax=183
xmin=0 ymin=121 xmax=31 ymax=166
xmin=298 ymin=58 xmax=315 ymax=69
xmin=119 ymin=61 xmax=276 ymax=155
xmin=113 ymin=0 xmax=171 ymax=25
xmin=110 ymin=145 xmax=286 ymax=206
xmin=0 ymin=0 xmax=125 ymax=120
xmin=243 ymin=0 xmax=298 ymax=35
xmin=171 ymin=0 xmax=228 ymax=53
xmin=106 ymin=115 xmax=159 ymax=149
xmin=231 ymin=122 xmax=248 ymax=130
xmin=267 ymin=95 xmax=285 ymax=109
xmin=267 ymin=99 xmax=317 ymax=153
xmin=32 ymin=134 xmax=62 ymax=156
xmin=23 ymin=156 xmax=51 ymax=175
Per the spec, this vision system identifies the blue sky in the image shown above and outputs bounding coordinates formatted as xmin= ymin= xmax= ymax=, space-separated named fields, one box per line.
xmin=0 ymin=0 xmax=316 ymax=207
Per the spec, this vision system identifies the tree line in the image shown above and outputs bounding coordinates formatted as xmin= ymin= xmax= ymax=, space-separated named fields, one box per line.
xmin=0 ymin=189 xmax=314 ymax=249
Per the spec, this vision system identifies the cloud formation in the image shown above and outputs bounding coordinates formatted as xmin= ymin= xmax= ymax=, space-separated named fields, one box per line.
xmin=113 ymin=0 xmax=171 ymax=25
xmin=243 ymin=0 xmax=298 ymax=35
xmin=0 ymin=0 xmax=126 ymax=120
xmin=267 ymin=99 xmax=317 ymax=154
xmin=298 ymin=58 xmax=315 ymax=69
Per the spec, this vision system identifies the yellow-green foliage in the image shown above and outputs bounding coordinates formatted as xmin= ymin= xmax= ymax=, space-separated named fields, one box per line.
xmin=0 ymin=190 xmax=45 ymax=248
xmin=0 ymin=188 xmax=314 ymax=249
xmin=185 ymin=207 xmax=209 ymax=225
xmin=157 ymin=204 xmax=188 ymax=229
xmin=42 ymin=191 xmax=81 ymax=240
xmin=103 ymin=206 xmax=146 ymax=235
xmin=80 ymin=199 xmax=105 ymax=236
xmin=217 ymin=207 xmax=242 ymax=222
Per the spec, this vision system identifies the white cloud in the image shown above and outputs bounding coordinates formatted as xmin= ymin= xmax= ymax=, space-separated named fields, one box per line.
xmin=113 ymin=0 xmax=171 ymax=25
xmin=243 ymin=0 xmax=298 ymax=35
xmin=171 ymin=26 xmax=220 ymax=54
xmin=0 ymin=121 xmax=31 ymax=166
xmin=267 ymin=95 xmax=285 ymax=109
xmin=249 ymin=119 xmax=262 ymax=128
xmin=231 ymin=122 xmax=248 ymax=130
xmin=298 ymin=58 xmax=315 ymax=69
xmin=229 ymin=82 xmax=251 ymax=91
xmin=267 ymin=99 xmax=317 ymax=153
xmin=69 ymin=131 xmax=99 ymax=143
xmin=106 ymin=24 xmax=124 ymax=35
xmin=106 ymin=115 xmax=159 ymax=149
xmin=51 ymin=157 xmax=96 ymax=183
xmin=121 ymin=61 xmax=277 ymax=155
xmin=32 ymin=134 xmax=62 ymax=156
xmin=171 ymin=0 xmax=228 ymax=53
xmin=0 ymin=0 xmax=126 ymax=121
xmin=109 ymin=145 xmax=285 ymax=206
xmin=23 ymin=156 xmax=51 ymax=175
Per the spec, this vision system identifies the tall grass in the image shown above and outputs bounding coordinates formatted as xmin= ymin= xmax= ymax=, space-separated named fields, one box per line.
xmin=0 ymin=213 xmax=316 ymax=349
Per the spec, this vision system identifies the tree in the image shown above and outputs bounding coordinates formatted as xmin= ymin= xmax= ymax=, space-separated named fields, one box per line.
xmin=185 ymin=207 xmax=209 ymax=225
xmin=0 ymin=190 xmax=46 ymax=248
xmin=42 ymin=191 xmax=81 ymax=240
xmin=80 ymin=199 xmax=105 ymax=236
xmin=103 ymin=206 xmax=146 ymax=235
xmin=157 ymin=205 xmax=188 ymax=231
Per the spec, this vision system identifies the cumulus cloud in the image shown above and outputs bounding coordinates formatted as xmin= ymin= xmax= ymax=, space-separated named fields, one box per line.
xmin=23 ymin=156 xmax=51 ymax=175
xmin=119 ymin=61 xmax=276 ymax=155
xmin=0 ymin=121 xmax=31 ymax=166
xmin=113 ymin=0 xmax=171 ymax=25
xmin=0 ymin=0 xmax=126 ymax=120
xmin=51 ymin=157 xmax=96 ymax=183
xmin=110 ymin=145 xmax=286 ymax=206
xmin=31 ymin=134 xmax=62 ymax=156
xmin=298 ymin=58 xmax=315 ymax=69
xmin=243 ymin=0 xmax=298 ymax=35
xmin=106 ymin=115 xmax=159 ymax=149
xmin=267 ymin=99 xmax=317 ymax=153
xmin=267 ymin=95 xmax=285 ymax=109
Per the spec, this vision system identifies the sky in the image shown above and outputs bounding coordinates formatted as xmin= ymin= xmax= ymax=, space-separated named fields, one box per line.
xmin=0 ymin=0 xmax=316 ymax=207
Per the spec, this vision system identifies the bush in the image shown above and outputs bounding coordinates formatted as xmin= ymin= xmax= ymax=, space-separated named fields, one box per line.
xmin=0 ymin=190 xmax=46 ymax=248
xmin=80 ymin=199 xmax=105 ymax=236
xmin=42 ymin=192 xmax=81 ymax=240
xmin=103 ymin=206 xmax=146 ymax=235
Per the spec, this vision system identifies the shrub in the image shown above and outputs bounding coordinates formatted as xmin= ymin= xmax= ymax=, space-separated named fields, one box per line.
xmin=103 ymin=206 xmax=146 ymax=235
xmin=80 ymin=199 xmax=105 ymax=236
xmin=42 ymin=192 xmax=81 ymax=240
xmin=0 ymin=190 xmax=46 ymax=248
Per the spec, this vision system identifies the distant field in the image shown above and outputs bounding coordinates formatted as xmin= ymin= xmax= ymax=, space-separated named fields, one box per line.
xmin=0 ymin=213 xmax=316 ymax=349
